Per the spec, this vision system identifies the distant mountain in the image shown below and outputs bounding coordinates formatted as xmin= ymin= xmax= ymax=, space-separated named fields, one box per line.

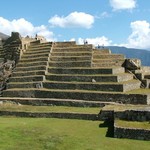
xmin=0 ymin=32 xmax=9 ymax=40
xmin=107 ymin=46 xmax=150 ymax=66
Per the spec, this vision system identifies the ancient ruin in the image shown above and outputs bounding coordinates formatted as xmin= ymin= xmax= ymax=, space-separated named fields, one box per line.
xmin=0 ymin=32 xmax=149 ymax=140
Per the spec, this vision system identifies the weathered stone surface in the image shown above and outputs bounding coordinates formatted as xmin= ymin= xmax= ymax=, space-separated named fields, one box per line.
xmin=115 ymin=110 xmax=150 ymax=121
xmin=3 ymin=32 xmax=22 ymax=63
xmin=1 ymin=38 xmax=150 ymax=141
xmin=3 ymin=89 xmax=149 ymax=105
xmin=124 ymin=58 xmax=141 ymax=70
xmin=0 ymin=111 xmax=100 ymax=121
xmin=114 ymin=125 xmax=150 ymax=140
xmin=0 ymin=97 xmax=114 ymax=107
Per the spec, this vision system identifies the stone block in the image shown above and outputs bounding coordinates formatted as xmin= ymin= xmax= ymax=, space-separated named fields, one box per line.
xmin=124 ymin=59 xmax=141 ymax=70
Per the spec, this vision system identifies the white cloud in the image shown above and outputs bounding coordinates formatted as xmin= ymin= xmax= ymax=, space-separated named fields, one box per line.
xmin=126 ymin=20 xmax=150 ymax=49
xmin=110 ymin=0 xmax=136 ymax=11
xmin=77 ymin=36 xmax=112 ymax=46
xmin=49 ymin=11 xmax=94 ymax=29
xmin=95 ymin=12 xmax=111 ymax=19
xmin=0 ymin=17 xmax=56 ymax=41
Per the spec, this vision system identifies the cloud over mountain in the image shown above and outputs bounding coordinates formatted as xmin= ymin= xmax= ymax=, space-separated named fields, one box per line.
xmin=127 ymin=20 xmax=150 ymax=49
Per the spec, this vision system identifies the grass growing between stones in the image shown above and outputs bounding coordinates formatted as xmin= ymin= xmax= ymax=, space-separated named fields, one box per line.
xmin=115 ymin=120 xmax=150 ymax=130
xmin=0 ymin=104 xmax=100 ymax=114
xmin=102 ymin=104 xmax=150 ymax=112
xmin=0 ymin=117 xmax=150 ymax=150
xmin=126 ymin=88 xmax=150 ymax=94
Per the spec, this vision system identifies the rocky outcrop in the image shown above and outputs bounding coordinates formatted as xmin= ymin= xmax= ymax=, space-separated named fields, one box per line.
xmin=0 ymin=60 xmax=15 ymax=95
xmin=124 ymin=58 xmax=141 ymax=70
xmin=3 ymin=32 xmax=22 ymax=63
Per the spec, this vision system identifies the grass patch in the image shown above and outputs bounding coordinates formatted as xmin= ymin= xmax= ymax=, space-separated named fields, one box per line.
xmin=0 ymin=117 xmax=149 ymax=150
xmin=102 ymin=104 xmax=150 ymax=112
xmin=126 ymin=88 xmax=150 ymax=94
xmin=115 ymin=120 xmax=150 ymax=130
xmin=0 ymin=103 xmax=100 ymax=114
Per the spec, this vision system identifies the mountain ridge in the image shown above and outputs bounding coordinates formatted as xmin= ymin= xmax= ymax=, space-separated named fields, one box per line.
xmin=107 ymin=46 xmax=150 ymax=66
xmin=0 ymin=32 xmax=10 ymax=40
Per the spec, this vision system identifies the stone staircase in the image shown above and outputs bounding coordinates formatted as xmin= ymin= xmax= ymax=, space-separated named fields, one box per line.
xmin=92 ymin=49 xmax=125 ymax=67
xmin=1 ymin=40 xmax=149 ymax=142
xmin=6 ymin=41 xmax=53 ymax=89
xmin=2 ymin=41 xmax=149 ymax=105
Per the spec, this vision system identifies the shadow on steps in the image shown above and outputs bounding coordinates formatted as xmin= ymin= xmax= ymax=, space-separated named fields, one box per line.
xmin=99 ymin=120 xmax=114 ymax=138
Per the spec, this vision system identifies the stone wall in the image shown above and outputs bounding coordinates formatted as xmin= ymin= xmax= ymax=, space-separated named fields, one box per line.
xmin=0 ymin=111 xmax=99 ymax=121
xmin=99 ymin=110 xmax=114 ymax=121
xmin=99 ymin=106 xmax=150 ymax=140
xmin=4 ymin=89 xmax=148 ymax=105
xmin=99 ymin=107 xmax=150 ymax=122
xmin=114 ymin=125 xmax=150 ymax=140
xmin=115 ymin=109 xmax=150 ymax=121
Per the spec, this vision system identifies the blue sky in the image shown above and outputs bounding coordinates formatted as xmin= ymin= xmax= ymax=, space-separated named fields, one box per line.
xmin=0 ymin=0 xmax=150 ymax=49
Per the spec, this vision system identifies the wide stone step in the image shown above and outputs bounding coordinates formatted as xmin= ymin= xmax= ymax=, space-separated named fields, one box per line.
xmin=28 ymin=45 xmax=52 ymax=50
xmin=29 ymin=43 xmax=52 ymax=49
xmin=24 ymin=49 xmax=51 ymax=55
xmin=20 ymin=57 xmax=49 ymax=62
xmin=42 ymin=80 xmax=140 ymax=92
xmin=17 ymin=61 xmax=48 ymax=67
xmin=21 ymin=53 xmax=49 ymax=59
xmin=7 ymin=78 xmax=138 ymax=92
xmin=92 ymin=61 xmax=124 ymax=67
xmin=27 ymin=47 xmax=51 ymax=52
xmin=52 ymin=47 xmax=92 ymax=53
xmin=9 ymin=75 xmax=44 ymax=82
xmin=49 ymin=61 xmax=91 ymax=67
xmin=51 ymin=52 xmax=92 ymax=57
xmin=12 ymin=71 xmax=45 ymax=77
xmin=27 ymin=46 xmax=51 ymax=52
xmin=53 ymin=41 xmax=76 ymax=47
xmin=0 ymin=104 xmax=100 ymax=120
xmin=93 ymin=54 xmax=124 ymax=59
xmin=53 ymin=43 xmax=93 ymax=48
xmin=93 ymin=49 xmax=111 ymax=54
xmin=92 ymin=58 xmax=125 ymax=63
xmin=14 ymin=66 xmax=47 ymax=72
xmin=7 ymin=82 xmax=40 ymax=89
xmin=48 ymin=67 xmax=125 ymax=74
xmin=0 ymin=97 xmax=114 ymax=107
xmin=2 ymin=89 xmax=149 ymax=105
xmin=7 ymin=80 xmax=140 ymax=92
xmin=45 ymin=73 xmax=133 ymax=82
xmin=50 ymin=56 xmax=91 ymax=61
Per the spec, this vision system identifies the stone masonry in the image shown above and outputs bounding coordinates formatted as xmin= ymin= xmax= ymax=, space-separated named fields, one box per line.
xmin=0 ymin=33 xmax=150 ymax=141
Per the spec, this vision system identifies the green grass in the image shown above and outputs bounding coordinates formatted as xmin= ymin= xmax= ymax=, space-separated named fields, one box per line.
xmin=0 ymin=117 xmax=149 ymax=150
xmin=115 ymin=120 xmax=150 ymax=130
xmin=126 ymin=88 xmax=150 ymax=94
xmin=0 ymin=104 xmax=100 ymax=114
xmin=102 ymin=104 xmax=150 ymax=112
